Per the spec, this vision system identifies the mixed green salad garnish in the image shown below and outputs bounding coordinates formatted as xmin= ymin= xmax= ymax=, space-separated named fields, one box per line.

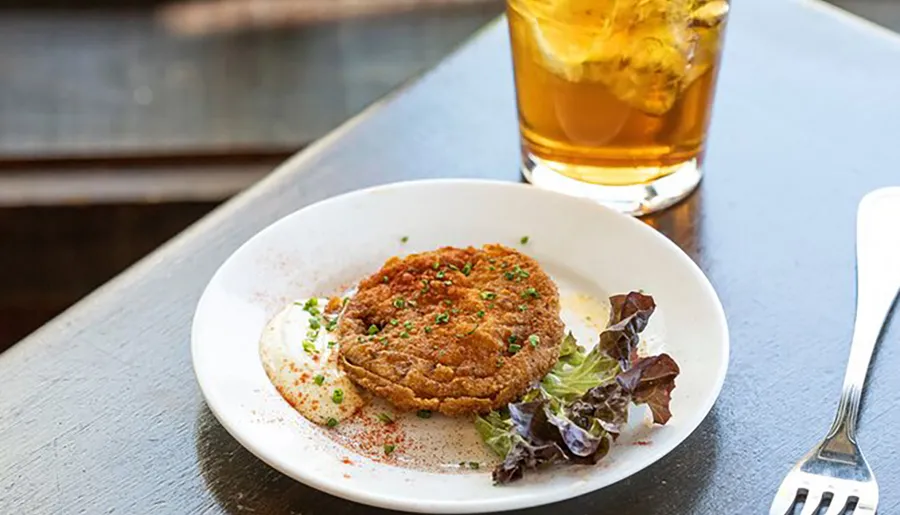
xmin=475 ymin=292 xmax=680 ymax=484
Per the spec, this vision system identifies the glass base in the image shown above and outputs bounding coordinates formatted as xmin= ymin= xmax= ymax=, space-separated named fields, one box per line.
xmin=521 ymin=152 xmax=702 ymax=216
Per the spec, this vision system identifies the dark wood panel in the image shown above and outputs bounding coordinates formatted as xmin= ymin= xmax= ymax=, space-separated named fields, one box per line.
xmin=0 ymin=151 xmax=289 ymax=206
xmin=0 ymin=201 xmax=217 ymax=349
xmin=0 ymin=4 xmax=502 ymax=158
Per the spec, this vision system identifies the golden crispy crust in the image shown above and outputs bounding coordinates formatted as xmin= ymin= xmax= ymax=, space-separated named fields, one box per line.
xmin=337 ymin=244 xmax=564 ymax=416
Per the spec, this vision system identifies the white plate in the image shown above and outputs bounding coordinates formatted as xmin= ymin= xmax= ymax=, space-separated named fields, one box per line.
xmin=192 ymin=179 xmax=728 ymax=513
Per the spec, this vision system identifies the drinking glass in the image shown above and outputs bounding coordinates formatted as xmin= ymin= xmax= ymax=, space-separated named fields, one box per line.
xmin=506 ymin=0 xmax=730 ymax=215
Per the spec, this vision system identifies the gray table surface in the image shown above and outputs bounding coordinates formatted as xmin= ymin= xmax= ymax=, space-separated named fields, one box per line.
xmin=4 ymin=0 xmax=900 ymax=513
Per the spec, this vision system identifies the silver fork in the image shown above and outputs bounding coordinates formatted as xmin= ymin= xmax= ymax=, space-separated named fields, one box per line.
xmin=770 ymin=188 xmax=900 ymax=515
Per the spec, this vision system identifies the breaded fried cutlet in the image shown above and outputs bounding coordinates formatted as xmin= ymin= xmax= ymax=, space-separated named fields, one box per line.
xmin=337 ymin=244 xmax=564 ymax=416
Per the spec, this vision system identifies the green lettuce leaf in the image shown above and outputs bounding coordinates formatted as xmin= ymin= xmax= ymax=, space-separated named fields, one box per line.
xmin=558 ymin=332 xmax=585 ymax=366
xmin=540 ymin=344 xmax=619 ymax=401
xmin=478 ymin=292 xmax=680 ymax=485
xmin=474 ymin=410 xmax=515 ymax=458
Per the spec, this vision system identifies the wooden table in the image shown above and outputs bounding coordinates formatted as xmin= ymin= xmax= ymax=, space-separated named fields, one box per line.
xmin=3 ymin=0 xmax=900 ymax=513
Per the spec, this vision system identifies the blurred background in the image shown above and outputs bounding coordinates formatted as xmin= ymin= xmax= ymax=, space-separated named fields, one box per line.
xmin=0 ymin=0 xmax=894 ymax=350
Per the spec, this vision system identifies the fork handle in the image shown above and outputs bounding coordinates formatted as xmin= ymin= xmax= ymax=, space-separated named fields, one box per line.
xmin=829 ymin=188 xmax=900 ymax=441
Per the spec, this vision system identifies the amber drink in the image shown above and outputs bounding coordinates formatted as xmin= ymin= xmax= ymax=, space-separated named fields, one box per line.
xmin=506 ymin=0 xmax=729 ymax=214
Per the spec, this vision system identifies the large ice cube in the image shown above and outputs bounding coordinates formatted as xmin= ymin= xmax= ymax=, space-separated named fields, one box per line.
xmin=584 ymin=28 xmax=691 ymax=115
xmin=683 ymin=1 xmax=728 ymax=87
xmin=691 ymin=0 xmax=729 ymax=28
xmin=525 ymin=0 xmax=726 ymax=115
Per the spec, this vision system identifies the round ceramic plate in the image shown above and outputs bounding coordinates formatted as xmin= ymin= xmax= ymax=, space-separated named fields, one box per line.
xmin=192 ymin=179 xmax=728 ymax=513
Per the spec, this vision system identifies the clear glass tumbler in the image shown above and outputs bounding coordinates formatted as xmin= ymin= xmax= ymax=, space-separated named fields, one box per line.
xmin=506 ymin=0 xmax=730 ymax=215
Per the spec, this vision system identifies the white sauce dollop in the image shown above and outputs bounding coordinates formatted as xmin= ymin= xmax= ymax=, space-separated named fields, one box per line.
xmin=259 ymin=298 xmax=365 ymax=425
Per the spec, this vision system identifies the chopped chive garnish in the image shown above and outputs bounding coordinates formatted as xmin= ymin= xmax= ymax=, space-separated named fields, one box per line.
xmin=325 ymin=317 xmax=339 ymax=332
xmin=376 ymin=412 xmax=394 ymax=424
xmin=462 ymin=262 xmax=473 ymax=276
xmin=489 ymin=265 xmax=496 ymax=271
xmin=528 ymin=334 xmax=540 ymax=347
xmin=303 ymin=298 xmax=319 ymax=310
xmin=407 ymin=299 xmax=417 ymax=307
xmin=451 ymin=308 xmax=460 ymax=314
xmin=400 ymin=331 xmax=410 ymax=338
xmin=480 ymin=291 xmax=496 ymax=300
xmin=518 ymin=304 xmax=528 ymax=312
xmin=496 ymin=357 xmax=505 ymax=368
xmin=506 ymin=265 xmax=529 ymax=281
xmin=476 ymin=310 xmax=485 ymax=318
xmin=383 ymin=275 xmax=389 ymax=283
xmin=432 ymin=261 xmax=440 ymax=270
xmin=403 ymin=320 xmax=414 ymax=329
xmin=436 ymin=270 xmax=446 ymax=279
xmin=384 ymin=444 xmax=396 ymax=455
xmin=520 ymin=236 xmax=530 ymax=245
xmin=326 ymin=418 xmax=338 ymax=428
xmin=488 ymin=258 xmax=496 ymax=264
xmin=448 ymin=264 xmax=459 ymax=271
xmin=393 ymin=298 xmax=406 ymax=309
xmin=508 ymin=343 xmax=522 ymax=354
xmin=328 ymin=341 xmax=337 ymax=348
xmin=435 ymin=312 xmax=450 ymax=324
xmin=342 ymin=297 xmax=350 ymax=307
xmin=390 ymin=318 xmax=399 ymax=326
xmin=443 ymin=280 xmax=453 ymax=286
xmin=302 ymin=340 xmax=318 ymax=354
xmin=367 ymin=324 xmax=379 ymax=335
xmin=332 ymin=389 xmax=344 ymax=404
xmin=417 ymin=409 xmax=432 ymax=418
xmin=522 ymin=287 xmax=539 ymax=299
xmin=424 ymin=326 xmax=433 ymax=334
xmin=313 ymin=374 xmax=325 ymax=385
xmin=401 ymin=236 xmax=409 ymax=243
xmin=306 ymin=329 xmax=320 ymax=339
xmin=443 ymin=299 xmax=453 ymax=306
xmin=309 ymin=317 xmax=321 ymax=330
xmin=508 ymin=335 xmax=519 ymax=344
xmin=456 ymin=324 xmax=480 ymax=338
xmin=488 ymin=302 xmax=495 ymax=309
